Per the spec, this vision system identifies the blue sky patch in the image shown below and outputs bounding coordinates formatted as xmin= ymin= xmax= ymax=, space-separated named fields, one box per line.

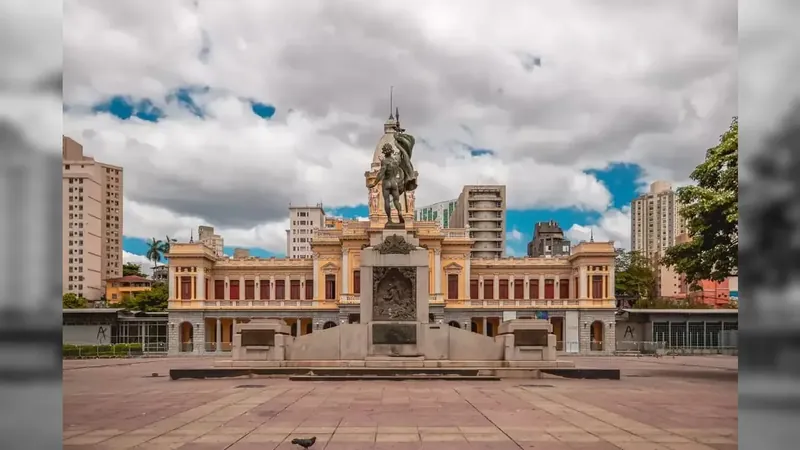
xmin=585 ymin=162 xmax=644 ymax=209
xmin=250 ymin=101 xmax=276 ymax=119
xmin=92 ymin=96 xmax=164 ymax=122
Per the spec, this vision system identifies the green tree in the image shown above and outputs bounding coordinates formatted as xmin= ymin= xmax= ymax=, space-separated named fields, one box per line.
xmin=662 ymin=117 xmax=738 ymax=283
xmin=146 ymin=237 xmax=164 ymax=269
xmin=122 ymin=262 xmax=145 ymax=277
xmin=63 ymin=292 xmax=88 ymax=309
xmin=118 ymin=282 xmax=168 ymax=312
xmin=615 ymin=249 xmax=657 ymax=305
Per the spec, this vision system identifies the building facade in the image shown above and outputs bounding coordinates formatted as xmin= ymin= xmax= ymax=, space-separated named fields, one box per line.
xmin=62 ymin=136 xmax=123 ymax=301
xmin=415 ymin=199 xmax=458 ymax=228
xmin=105 ymin=275 xmax=153 ymax=303
xmin=527 ymin=220 xmax=571 ymax=257
xmin=286 ymin=204 xmax=326 ymax=259
xmin=451 ymin=185 xmax=507 ymax=259
xmin=198 ymin=225 xmax=224 ymax=257
xmin=167 ymin=116 xmax=616 ymax=355
xmin=630 ymin=181 xmax=687 ymax=297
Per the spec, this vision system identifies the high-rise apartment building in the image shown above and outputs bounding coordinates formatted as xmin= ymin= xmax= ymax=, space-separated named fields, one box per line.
xmin=415 ymin=199 xmax=458 ymax=228
xmin=198 ymin=225 xmax=224 ymax=257
xmin=630 ymin=181 xmax=688 ymax=297
xmin=527 ymin=220 xmax=571 ymax=257
xmin=451 ymin=185 xmax=507 ymax=259
xmin=62 ymin=136 xmax=123 ymax=301
xmin=286 ymin=204 xmax=326 ymax=259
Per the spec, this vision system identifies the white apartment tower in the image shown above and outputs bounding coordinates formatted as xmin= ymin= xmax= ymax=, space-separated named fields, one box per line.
xmin=286 ymin=204 xmax=326 ymax=259
xmin=62 ymin=136 xmax=123 ymax=301
xmin=198 ymin=225 xmax=224 ymax=257
xmin=630 ymin=181 xmax=688 ymax=297
xmin=451 ymin=185 xmax=507 ymax=259
xmin=415 ymin=199 xmax=458 ymax=228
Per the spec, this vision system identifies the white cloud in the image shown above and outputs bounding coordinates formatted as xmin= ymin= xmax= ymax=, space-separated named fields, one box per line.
xmin=566 ymin=207 xmax=632 ymax=250
xmin=61 ymin=0 xmax=736 ymax=247
xmin=122 ymin=251 xmax=154 ymax=276
xmin=508 ymin=228 xmax=523 ymax=241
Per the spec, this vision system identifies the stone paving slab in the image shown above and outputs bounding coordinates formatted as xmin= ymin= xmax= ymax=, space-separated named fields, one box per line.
xmin=64 ymin=356 xmax=738 ymax=449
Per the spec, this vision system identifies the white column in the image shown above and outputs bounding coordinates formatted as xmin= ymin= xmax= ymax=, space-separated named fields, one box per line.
xmin=300 ymin=275 xmax=306 ymax=300
xmin=168 ymin=266 xmax=176 ymax=299
xmin=554 ymin=278 xmax=560 ymax=300
xmin=608 ymin=270 xmax=616 ymax=299
xmin=523 ymin=275 xmax=530 ymax=300
xmin=569 ymin=274 xmax=575 ymax=299
xmin=254 ymin=276 xmax=260 ymax=300
xmin=463 ymin=256 xmax=471 ymax=299
xmin=478 ymin=275 xmax=485 ymax=300
xmin=579 ymin=266 xmax=587 ymax=299
xmin=508 ymin=275 xmax=515 ymax=300
xmin=493 ymin=275 xmax=499 ymax=300
xmin=239 ymin=276 xmax=245 ymax=300
xmin=270 ymin=275 xmax=276 ymax=300
xmin=215 ymin=318 xmax=221 ymax=353
xmin=313 ymin=257 xmax=320 ymax=300
xmin=196 ymin=267 xmax=205 ymax=300
xmin=341 ymin=249 xmax=349 ymax=293
xmin=224 ymin=276 xmax=230 ymax=301
xmin=434 ymin=249 xmax=442 ymax=294
xmin=539 ymin=275 xmax=545 ymax=299
xmin=482 ymin=317 xmax=487 ymax=336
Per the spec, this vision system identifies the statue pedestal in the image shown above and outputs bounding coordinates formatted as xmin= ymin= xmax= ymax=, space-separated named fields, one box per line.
xmin=497 ymin=319 xmax=557 ymax=361
xmin=360 ymin=229 xmax=430 ymax=357
xmin=232 ymin=319 xmax=292 ymax=361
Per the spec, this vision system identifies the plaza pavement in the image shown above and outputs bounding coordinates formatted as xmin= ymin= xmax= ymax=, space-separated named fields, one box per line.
xmin=64 ymin=355 xmax=738 ymax=449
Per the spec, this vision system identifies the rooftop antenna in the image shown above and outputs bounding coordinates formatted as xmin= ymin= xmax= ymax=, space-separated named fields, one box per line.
xmin=589 ymin=228 xmax=594 ymax=242
xmin=189 ymin=229 xmax=194 ymax=243
xmin=389 ymin=86 xmax=394 ymax=120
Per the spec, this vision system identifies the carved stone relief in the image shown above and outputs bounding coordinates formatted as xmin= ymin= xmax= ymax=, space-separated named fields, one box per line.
xmin=374 ymin=235 xmax=416 ymax=254
xmin=372 ymin=266 xmax=417 ymax=321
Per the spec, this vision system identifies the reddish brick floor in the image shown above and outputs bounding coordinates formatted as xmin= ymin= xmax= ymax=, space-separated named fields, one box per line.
xmin=63 ymin=356 xmax=738 ymax=449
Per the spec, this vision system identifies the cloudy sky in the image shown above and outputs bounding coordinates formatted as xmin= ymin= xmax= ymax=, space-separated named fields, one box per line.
xmin=61 ymin=0 xmax=737 ymax=263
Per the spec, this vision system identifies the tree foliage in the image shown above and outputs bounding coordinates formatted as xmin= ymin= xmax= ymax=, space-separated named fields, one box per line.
xmin=113 ymin=282 xmax=168 ymax=312
xmin=63 ymin=292 xmax=88 ymax=309
xmin=122 ymin=262 xmax=145 ymax=277
xmin=662 ymin=117 xmax=738 ymax=283
xmin=615 ymin=250 xmax=657 ymax=304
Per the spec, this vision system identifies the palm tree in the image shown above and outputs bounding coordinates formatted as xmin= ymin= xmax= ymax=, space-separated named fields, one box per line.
xmin=159 ymin=235 xmax=176 ymax=266
xmin=146 ymin=237 xmax=163 ymax=269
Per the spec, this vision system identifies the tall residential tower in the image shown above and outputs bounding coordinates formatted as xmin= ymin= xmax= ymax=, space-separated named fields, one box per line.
xmin=286 ymin=204 xmax=326 ymax=259
xmin=630 ymin=181 xmax=688 ymax=297
xmin=62 ymin=136 xmax=123 ymax=301
xmin=451 ymin=185 xmax=507 ymax=259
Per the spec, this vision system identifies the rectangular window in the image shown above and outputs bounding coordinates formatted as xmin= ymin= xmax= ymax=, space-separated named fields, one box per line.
xmin=214 ymin=280 xmax=224 ymax=299
xmin=483 ymin=279 xmax=494 ymax=299
xmin=470 ymin=279 xmax=479 ymax=299
xmin=447 ymin=274 xmax=459 ymax=300
xmin=275 ymin=280 xmax=285 ymax=300
xmin=260 ymin=280 xmax=270 ymax=300
xmin=180 ymin=278 xmax=191 ymax=300
xmin=305 ymin=281 xmax=313 ymax=300
xmin=514 ymin=280 xmax=524 ymax=299
xmin=559 ymin=279 xmax=570 ymax=299
xmin=529 ymin=280 xmax=539 ymax=299
xmin=290 ymin=280 xmax=301 ymax=299
xmin=325 ymin=274 xmax=336 ymax=300
xmin=353 ymin=270 xmax=361 ymax=295
xmin=544 ymin=280 xmax=555 ymax=299
xmin=245 ymin=280 xmax=255 ymax=300
xmin=230 ymin=280 xmax=240 ymax=300
xmin=499 ymin=279 xmax=509 ymax=299
xmin=592 ymin=275 xmax=604 ymax=299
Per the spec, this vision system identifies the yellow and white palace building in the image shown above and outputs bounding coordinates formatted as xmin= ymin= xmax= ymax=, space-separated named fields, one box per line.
xmin=166 ymin=115 xmax=617 ymax=354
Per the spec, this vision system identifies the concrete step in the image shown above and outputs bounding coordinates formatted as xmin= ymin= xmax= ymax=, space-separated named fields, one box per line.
xmin=288 ymin=375 xmax=501 ymax=381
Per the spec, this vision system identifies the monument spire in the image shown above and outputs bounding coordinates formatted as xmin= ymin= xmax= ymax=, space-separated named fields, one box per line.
xmin=388 ymin=86 xmax=394 ymax=120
